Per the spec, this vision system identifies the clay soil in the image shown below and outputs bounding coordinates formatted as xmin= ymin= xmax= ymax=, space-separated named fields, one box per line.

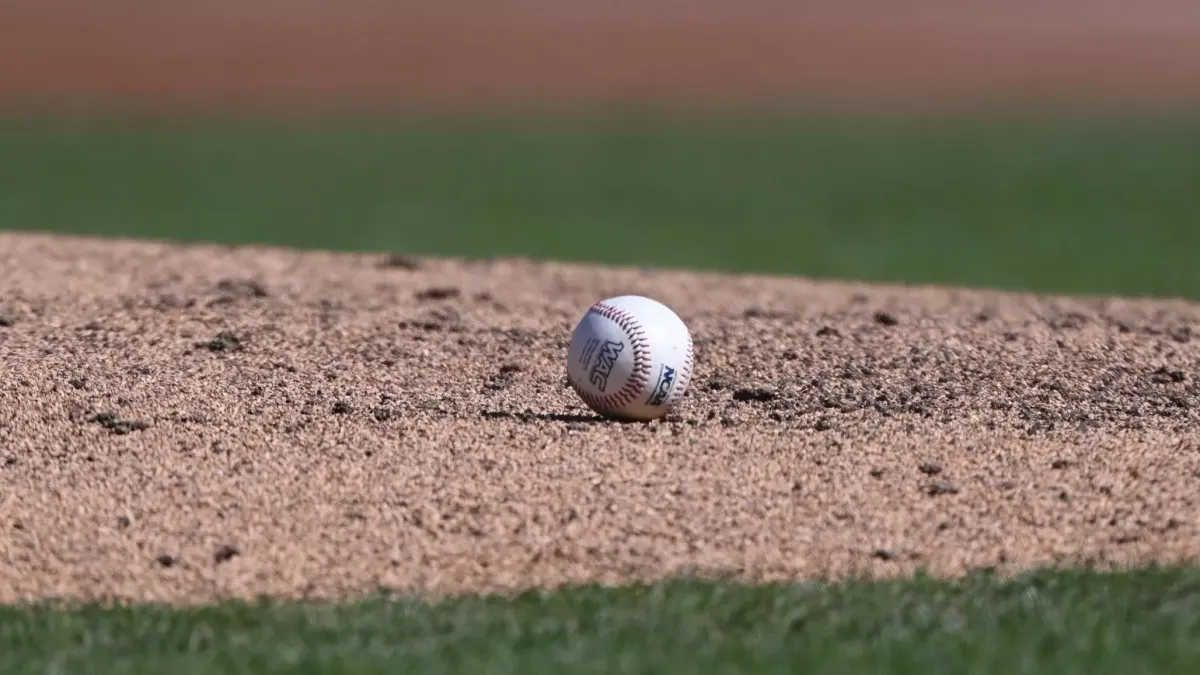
xmin=2 ymin=232 xmax=1200 ymax=604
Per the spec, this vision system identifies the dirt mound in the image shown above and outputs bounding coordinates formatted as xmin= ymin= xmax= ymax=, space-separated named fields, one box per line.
xmin=2 ymin=231 xmax=1199 ymax=605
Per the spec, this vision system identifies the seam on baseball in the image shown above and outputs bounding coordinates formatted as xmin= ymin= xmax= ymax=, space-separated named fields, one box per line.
xmin=573 ymin=301 xmax=653 ymax=412
xmin=675 ymin=332 xmax=695 ymax=404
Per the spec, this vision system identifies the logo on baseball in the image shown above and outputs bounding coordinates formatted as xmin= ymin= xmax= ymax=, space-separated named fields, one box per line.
xmin=566 ymin=295 xmax=694 ymax=421
xmin=588 ymin=340 xmax=625 ymax=392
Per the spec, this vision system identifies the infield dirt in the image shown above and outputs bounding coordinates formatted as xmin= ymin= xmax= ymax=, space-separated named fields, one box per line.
xmin=2 ymin=232 xmax=1200 ymax=604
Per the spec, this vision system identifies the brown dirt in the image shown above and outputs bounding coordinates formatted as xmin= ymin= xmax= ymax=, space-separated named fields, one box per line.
xmin=3 ymin=231 xmax=1200 ymax=605
xmin=4 ymin=0 xmax=1200 ymax=115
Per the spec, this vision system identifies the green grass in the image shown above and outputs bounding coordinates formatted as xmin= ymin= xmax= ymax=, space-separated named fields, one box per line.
xmin=1 ymin=115 xmax=1198 ymax=298
xmin=4 ymin=568 xmax=1200 ymax=674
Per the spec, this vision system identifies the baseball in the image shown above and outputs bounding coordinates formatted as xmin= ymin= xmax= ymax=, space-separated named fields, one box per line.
xmin=566 ymin=295 xmax=694 ymax=421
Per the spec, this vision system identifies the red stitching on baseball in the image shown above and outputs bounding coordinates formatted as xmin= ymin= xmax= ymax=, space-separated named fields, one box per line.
xmin=675 ymin=333 xmax=694 ymax=403
xmin=572 ymin=301 xmax=653 ymax=414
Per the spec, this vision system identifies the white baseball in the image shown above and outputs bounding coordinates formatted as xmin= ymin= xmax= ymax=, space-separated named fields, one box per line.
xmin=566 ymin=295 xmax=694 ymax=421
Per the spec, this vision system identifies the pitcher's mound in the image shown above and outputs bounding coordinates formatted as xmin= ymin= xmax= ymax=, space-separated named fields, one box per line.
xmin=2 ymin=232 xmax=1198 ymax=605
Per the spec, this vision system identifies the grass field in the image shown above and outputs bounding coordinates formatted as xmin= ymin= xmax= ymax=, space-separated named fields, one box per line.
xmin=2 ymin=115 xmax=1199 ymax=298
xmin=5 ymin=568 xmax=1200 ymax=675
xmin=4 ymin=115 xmax=1200 ymax=673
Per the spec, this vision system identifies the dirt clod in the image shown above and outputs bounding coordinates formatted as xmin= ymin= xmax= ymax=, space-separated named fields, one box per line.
xmin=214 ymin=545 xmax=240 ymax=564
xmin=485 ymin=363 xmax=523 ymax=391
xmin=874 ymin=311 xmax=900 ymax=326
xmin=873 ymin=548 xmax=899 ymax=561
xmin=90 ymin=412 xmax=150 ymax=435
xmin=415 ymin=286 xmax=461 ymax=301
xmin=918 ymin=463 xmax=943 ymax=476
xmin=927 ymin=482 xmax=960 ymax=496
xmin=198 ymin=331 xmax=244 ymax=352
xmin=732 ymin=387 xmax=777 ymax=403
xmin=1151 ymin=366 xmax=1186 ymax=383
xmin=378 ymin=253 xmax=422 ymax=270
xmin=213 ymin=278 xmax=269 ymax=303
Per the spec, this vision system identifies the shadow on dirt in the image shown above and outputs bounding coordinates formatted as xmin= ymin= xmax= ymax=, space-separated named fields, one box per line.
xmin=480 ymin=410 xmax=618 ymax=424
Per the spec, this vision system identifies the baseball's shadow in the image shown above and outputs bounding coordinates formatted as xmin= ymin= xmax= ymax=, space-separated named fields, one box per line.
xmin=536 ymin=412 xmax=610 ymax=423
xmin=480 ymin=410 xmax=631 ymax=424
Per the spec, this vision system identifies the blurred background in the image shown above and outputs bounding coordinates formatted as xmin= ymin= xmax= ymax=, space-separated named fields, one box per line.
xmin=2 ymin=0 xmax=1198 ymax=297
